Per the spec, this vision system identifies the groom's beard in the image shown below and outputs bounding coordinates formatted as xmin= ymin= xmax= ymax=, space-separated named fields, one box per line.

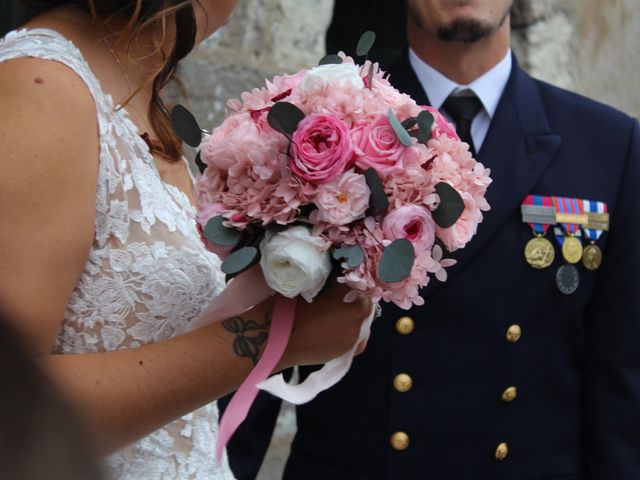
xmin=436 ymin=9 xmax=511 ymax=43
xmin=437 ymin=19 xmax=495 ymax=43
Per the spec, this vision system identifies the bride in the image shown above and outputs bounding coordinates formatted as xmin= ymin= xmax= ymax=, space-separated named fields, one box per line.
xmin=0 ymin=1 xmax=371 ymax=478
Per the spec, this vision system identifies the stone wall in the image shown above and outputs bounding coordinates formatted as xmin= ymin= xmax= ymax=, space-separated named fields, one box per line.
xmin=176 ymin=0 xmax=334 ymax=130
xmin=512 ymin=0 xmax=640 ymax=118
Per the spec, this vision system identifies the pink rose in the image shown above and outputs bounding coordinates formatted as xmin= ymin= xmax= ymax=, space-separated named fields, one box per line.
xmin=422 ymin=106 xmax=459 ymax=139
xmin=311 ymin=171 xmax=370 ymax=226
xmin=436 ymin=192 xmax=482 ymax=252
xmin=352 ymin=115 xmax=408 ymax=176
xmin=290 ymin=114 xmax=353 ymax=184
xmin=200 ymin=113 xmax=263 ymax=171
xmin=382 ymin=205 xmax=436 ymax=253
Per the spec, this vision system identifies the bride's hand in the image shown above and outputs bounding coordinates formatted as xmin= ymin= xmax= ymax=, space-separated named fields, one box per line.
xmin=280 ymin=279 xmax=372 ymax=368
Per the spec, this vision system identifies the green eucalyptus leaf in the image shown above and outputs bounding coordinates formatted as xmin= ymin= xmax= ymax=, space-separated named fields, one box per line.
xmin=267 ymin=102 xmax=306 ymax=136
xmin=417 ymin=110 xmax=434 ymax=144
xmin=221 ymin=246 xmax=260 ymax=276
xmin=204 ymin=216 xmax=241 ymax=247
xmin=432 ymin=182 xmax=465 ymax=228
xmin=364 ymin=168 xmax=389 ymax=210
xmin=319 ymin=54 xmax=343 ymax=66
xmin=378 ymin=238 xmax=415 ymax=283
xmin=171 ymin=104 xmax=202 ymax=148
xmin=388 ymin=109 xmax=413 ymax=147
xmin=333 ymin=245 xmax=365 ymax=268
xmin=367 ymin=62 xmax=375 ymax=89
xmin=401 ymin=117 xmax=418 ymax=130
xmin=356 ymin=30 xmax=376 ymax=57
xmin=194 ymin=151 xmax=206 ymax=174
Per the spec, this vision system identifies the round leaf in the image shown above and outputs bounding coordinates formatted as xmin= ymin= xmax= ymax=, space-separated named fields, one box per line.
xmin=194 ymin=151 xmax=206 ymax=174
xmin=364 ymin=168 xmax=389 ymax=210
xmin=319 ymin=54 xmax=343 ymax=66
xmin=171 ymin=104 xmax=202 ymax=147
xmin=378 ymin=239 xmax=415 ymax=283
xmin=333 ymin=245 xmax=365 ymax=268
xmin=432 ymin=182 xmax=465 ymax=228
xmin=267 ymin=102 xmax=305 ymax=136
xmin=388 ymin=109 xmax=413 ymax=147
xmin=356 ymin=31 xmax=376 ymax=57
xmin=204 ymin=216 xmax=241 ymax=247
xmin=221 ymin=246 xmax=260 ymax=276
xmin=401 ymin=117 xmax=418 ymax=130
xmin=417 ymin=110 xmax=434 ymax=144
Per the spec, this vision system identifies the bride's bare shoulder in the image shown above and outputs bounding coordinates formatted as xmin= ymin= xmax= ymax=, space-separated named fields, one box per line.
xmin=0 ymin=54 xmax=98 ymax=169
xmin=0 ymin=56 xmax=99 ymax=352
xmin=0 ymin=53 xmax=96 ymax=119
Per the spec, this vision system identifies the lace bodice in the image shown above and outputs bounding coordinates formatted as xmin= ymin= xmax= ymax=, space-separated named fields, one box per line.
xmin=0 ymin=29 xmax=234 ymax=480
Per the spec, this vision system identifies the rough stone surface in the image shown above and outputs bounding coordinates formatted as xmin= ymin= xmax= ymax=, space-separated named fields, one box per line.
xmin=512 ymin=0 xmax=640 ymax=117
xmin=175 ymin=0 xmax=333 ymax=130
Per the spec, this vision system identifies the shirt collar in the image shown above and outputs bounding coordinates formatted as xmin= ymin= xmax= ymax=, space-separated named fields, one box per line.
xmin=408 ymin=47 xmax=512 ymax=119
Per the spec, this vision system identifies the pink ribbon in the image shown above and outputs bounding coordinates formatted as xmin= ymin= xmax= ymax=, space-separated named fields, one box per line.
xmin=215 ymin=294 xmax=297 ymax=461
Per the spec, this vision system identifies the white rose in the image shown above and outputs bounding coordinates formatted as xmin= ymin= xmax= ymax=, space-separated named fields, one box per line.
xmin=259 ymin=226 xmax=332 ymax=302
xmin=300 ymin=63 xmax=365 ymax=92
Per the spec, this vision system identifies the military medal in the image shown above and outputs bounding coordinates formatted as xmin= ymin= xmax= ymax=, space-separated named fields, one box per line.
xmin=562 ymin=236 xmax=583 ymax=264
xmin=553 ymin=197 xmax=584 ymax=264
xmin=581 ymin=199 xmax=609 ymax=271
xmin=524 ymin=237 xmax=555 ymax=269
xmin=521 ymin=195 xmax=555 ymax=269
xmin=582 ymin=244 xmax=602 ymax=271
xmin=556 ymin=263 xmax=580 ymax=295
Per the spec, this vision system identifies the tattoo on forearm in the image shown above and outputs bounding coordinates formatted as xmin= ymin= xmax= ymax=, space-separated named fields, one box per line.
xmin=223 ymin=310 xmax=271 ymax=365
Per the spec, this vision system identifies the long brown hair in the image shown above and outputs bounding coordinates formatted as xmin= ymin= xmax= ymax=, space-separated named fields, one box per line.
xmin=23 ymin=0 xmax=199 ymax=162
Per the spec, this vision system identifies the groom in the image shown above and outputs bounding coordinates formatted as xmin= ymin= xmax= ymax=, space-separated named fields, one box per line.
xmin=223 ymin=1 xmax=640 ymax=478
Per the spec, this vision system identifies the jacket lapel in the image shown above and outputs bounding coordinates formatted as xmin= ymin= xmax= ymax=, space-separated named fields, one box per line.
xmin=388 ymin=54 xmax=562 ymax=297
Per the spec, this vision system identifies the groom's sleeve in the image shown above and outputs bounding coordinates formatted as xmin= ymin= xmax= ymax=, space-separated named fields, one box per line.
xmin=218 ymin=368 xmax=292 ymax=480
xmin=584 ymin=118 xmax=640 ymax=478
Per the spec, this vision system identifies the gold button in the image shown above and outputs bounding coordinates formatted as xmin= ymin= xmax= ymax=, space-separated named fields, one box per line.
xmin=396 ymin=316 xmax=415 ymax=335
xmin=506 ymin=324 xmax=522 ymax=343
xmin=390 ymin=431 xmax=410 ymax=451
xmin=495 ymin=442 xmax=509 ymax=461
xmin=393 ymin=373 xmax=413 ymax=393
xmin=501 ymin=386 xmax=517 ymax=403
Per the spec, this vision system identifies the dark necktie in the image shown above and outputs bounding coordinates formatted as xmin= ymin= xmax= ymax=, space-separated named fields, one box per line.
xmin=441 ymin=91 xmax=483 ymax=157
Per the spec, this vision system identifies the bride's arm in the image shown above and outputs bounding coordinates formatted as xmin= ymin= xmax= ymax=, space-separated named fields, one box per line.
xmin=0 ymin=57 xmax=369 ymax=455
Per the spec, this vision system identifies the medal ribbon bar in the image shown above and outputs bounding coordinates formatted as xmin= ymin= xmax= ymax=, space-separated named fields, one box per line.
xmin=552 ymin=197 xmax=584 ymax=236
xmin=522 ymin=195 xmax=554 ymax=234
xmin=583 ymin=200 xmax=609 ymax=238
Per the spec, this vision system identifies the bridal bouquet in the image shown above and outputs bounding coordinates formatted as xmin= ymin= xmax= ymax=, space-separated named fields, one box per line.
xmin=171 ymin=32 xmax=491 ymax=457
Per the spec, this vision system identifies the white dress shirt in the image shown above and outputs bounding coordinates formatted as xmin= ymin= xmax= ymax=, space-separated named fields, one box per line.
xmin=408 ymin=48 xmax=512 ymax=152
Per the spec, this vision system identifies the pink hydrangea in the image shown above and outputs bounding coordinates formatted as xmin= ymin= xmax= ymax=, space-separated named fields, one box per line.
xmin=436 ymin=192 xmax=483 ymax=252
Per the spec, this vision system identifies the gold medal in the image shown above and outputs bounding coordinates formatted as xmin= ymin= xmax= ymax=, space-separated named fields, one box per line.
xmin=582 ymin=243 xmax=603 ymax=271
xmin=524 ymin=236 xmax=555 ymax=269
xmin=561 ymin=235 xmax=583 ymax=264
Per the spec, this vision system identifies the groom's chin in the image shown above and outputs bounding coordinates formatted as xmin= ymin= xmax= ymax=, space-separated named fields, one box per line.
xmin=437 ymin=19 xmax=495 ymax=43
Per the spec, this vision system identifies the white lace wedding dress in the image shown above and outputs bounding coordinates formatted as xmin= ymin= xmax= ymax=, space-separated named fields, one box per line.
xmin=0 ymin=28 xmax=235 ymax=480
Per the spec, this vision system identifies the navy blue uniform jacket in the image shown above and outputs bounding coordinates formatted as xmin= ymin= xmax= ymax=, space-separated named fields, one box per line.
xmin=221 ymin=53 xmax=640 ymax=480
